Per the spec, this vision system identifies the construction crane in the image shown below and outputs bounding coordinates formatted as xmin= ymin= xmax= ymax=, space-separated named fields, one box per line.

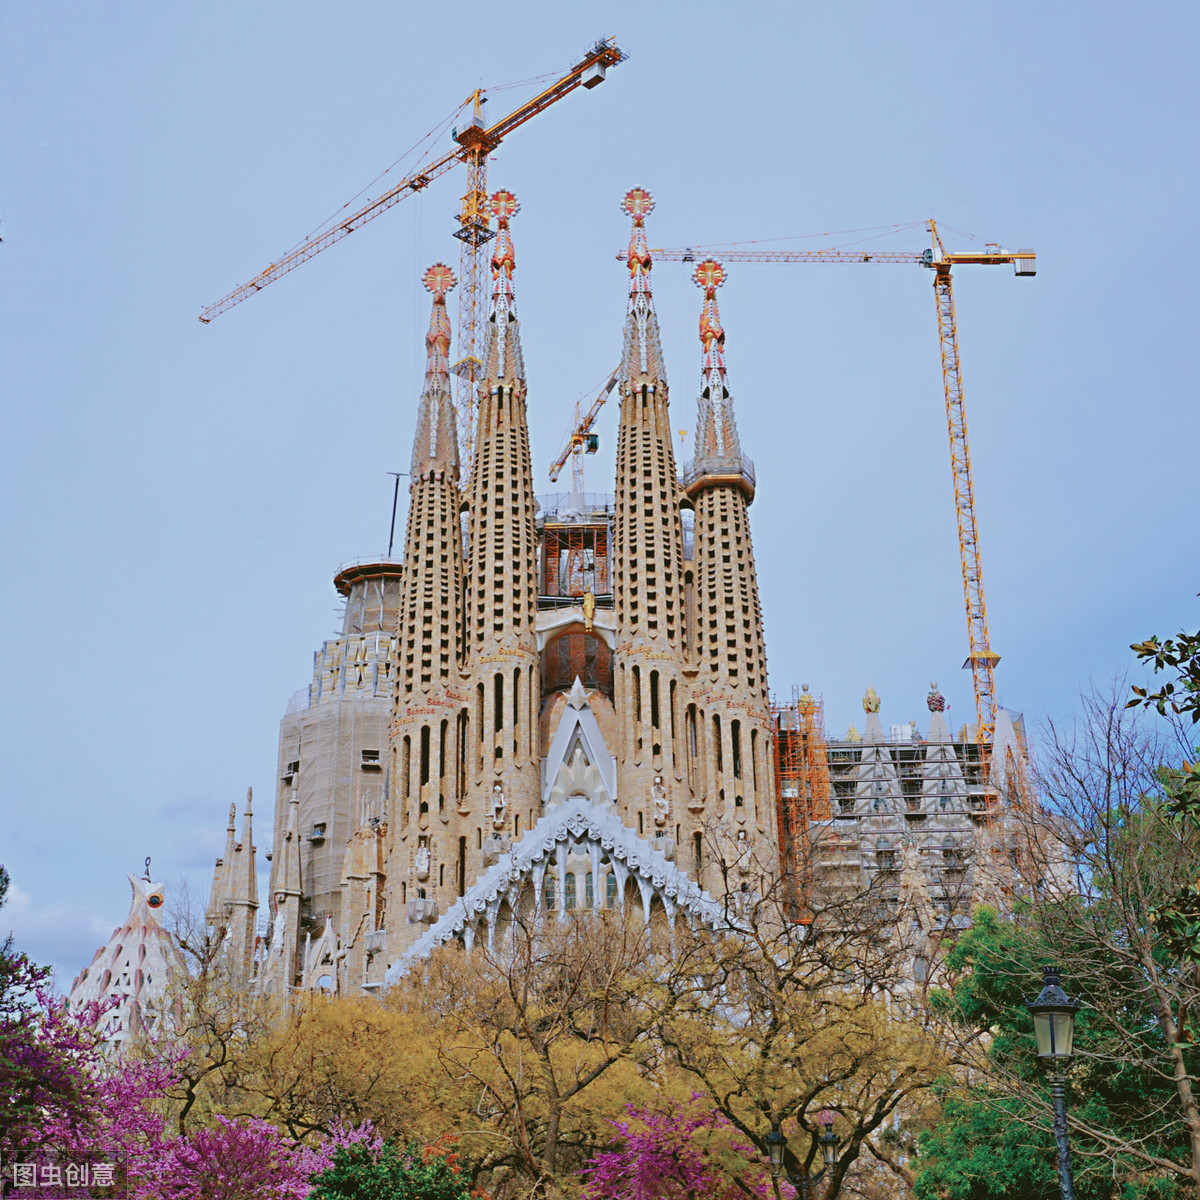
xmin=200 ymin=37 xmax=627 ymax=477
xmin=548 ymin=369 xmax=619 ymax=492
xmin=647 ymin=222 xmax=1035 ymax=745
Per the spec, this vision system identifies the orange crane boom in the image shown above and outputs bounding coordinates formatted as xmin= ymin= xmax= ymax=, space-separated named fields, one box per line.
xmin=200 ymin=37 xmax=627 ymax=477
xmin=548 ymin=369 xmax=619 ymax=492
xmin=646 ymin=223 xmax=1035 ymax=744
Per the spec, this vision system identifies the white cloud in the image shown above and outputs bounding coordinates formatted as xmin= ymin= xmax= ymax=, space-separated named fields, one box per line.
xmin=3 ymin=881 xmax=116 ymax=993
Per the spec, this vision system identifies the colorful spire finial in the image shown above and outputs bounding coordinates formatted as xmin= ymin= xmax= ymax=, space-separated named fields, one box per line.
xmin=927 ymin=682 xmax=946 ymax=713
xmin=483 ymin=190 xmax=524 ymax=383
xmin=411 ymin=263 xmax=459 ymax=477
xmin=623 ymin=187 xmax=654 ymax=297
xmin=488 ymin=190 xmax=519 ymax=310
xmin=690 ymin=257 xmax=745 ymax=471
xmin=423 ymin=263 xmax=456 ymax=371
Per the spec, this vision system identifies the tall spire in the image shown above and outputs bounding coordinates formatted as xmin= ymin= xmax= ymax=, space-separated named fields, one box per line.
xmin=619 ymin=187 xmax=666 ymax=388
xmin=482 ymin=189 xmax=525 ymax=386
xmin=690 ymin=259 xmax=746 ymax=474
xmin=410 ymin=264 xmax=460 ymax=479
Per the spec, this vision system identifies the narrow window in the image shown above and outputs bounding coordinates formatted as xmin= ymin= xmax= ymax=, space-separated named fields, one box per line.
xmin=732 ymin=720 xmax=742 ymax=779
xmin=650 ymin=670 xmax=661 ymax=730
xmin=606 ymin=872 xmax=618 ymax=907
xmin=632 ymin=666 xmax=641 ymax=723
xmin=585 ymin=872 xmax=594 ymax=906
xmin=750 ymin=728 xmax=759 ymax=789
xmin=458 ymin=836 xmax=466 ymax=897
xmin=693 ymin=831 xmax=703 ymax=875
xmin=637 ymin=811 xmax=644 ymax=834
xmin=565 ymin=873 xmax=577 ymax=909
xmin=420 ymin=726 xmax=431 ymax=787
xmin=714 ymin=715 xmax=723 ymax=773
xmin=439 ymin=720 xmax=448 ymax=785
xmin=402 ymin=735 xmax=411 ymax=800
xmin=494 ymin=673 xmax=504 ymax=733
xmin=477 ymin=682 xmax=485 ymax=748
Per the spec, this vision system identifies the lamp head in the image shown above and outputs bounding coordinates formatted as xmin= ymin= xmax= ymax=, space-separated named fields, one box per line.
xmin=764 ymin=1122 xmax=785 ymax=1178
xmin=1026 ymin=965 xmax=1082 ymax=1060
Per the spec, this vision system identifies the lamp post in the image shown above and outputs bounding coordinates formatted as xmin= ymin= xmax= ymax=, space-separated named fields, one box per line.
xmin=766 ymin=1113 xmax=839 ymax=1200
xmin=1026 ymin=965 xmax=1082 ymax=1200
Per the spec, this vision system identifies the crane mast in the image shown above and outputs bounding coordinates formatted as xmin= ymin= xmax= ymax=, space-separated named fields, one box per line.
xmin=647 ymin=226 xmax=1035 ymax=744
xmin=200 ymin=37 xmax=627 ymax=478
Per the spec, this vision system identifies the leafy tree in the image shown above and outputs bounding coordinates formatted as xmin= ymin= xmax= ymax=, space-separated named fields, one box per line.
xmin=310 ymin=1134 xmax=478 ymax=1200
xmin=917 ymin=683 xmax=1200 ymax=1198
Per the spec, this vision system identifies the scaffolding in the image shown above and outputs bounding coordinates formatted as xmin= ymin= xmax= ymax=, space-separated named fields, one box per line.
xmin=772 ymin=685 xmax=833 ymax=918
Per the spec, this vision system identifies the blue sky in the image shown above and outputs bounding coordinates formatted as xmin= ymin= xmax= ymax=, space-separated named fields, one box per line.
xmin=2 ymin=2 xmax=1197 ymax=981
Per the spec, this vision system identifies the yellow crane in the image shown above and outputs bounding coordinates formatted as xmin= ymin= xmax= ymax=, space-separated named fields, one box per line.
xmin=200 ymin=37 xmax=627 ymax=477
xmin=547 ymin=369 xmax=619 ymax=493
xmin=648 ymin=222 xmax=1035 ymax=744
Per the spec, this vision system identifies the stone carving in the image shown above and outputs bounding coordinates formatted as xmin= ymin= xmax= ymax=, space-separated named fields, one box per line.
xmin=927 ymin=681 xmax=946 ymax=713
xmin=863 ymin=687 xmax=881 ymax=714
xmin=490 ymin=783 xmax=507 ymax=829
xmin=651 ymin=775 xmax=670 ymax=826
xmin=414 ymin=843 xmax=430 ymax=881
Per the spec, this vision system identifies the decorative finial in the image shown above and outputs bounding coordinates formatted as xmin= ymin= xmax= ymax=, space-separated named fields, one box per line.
xmin=489 ymin=189 xmax=520 ymax=226
xmin=623 ymin=187 xmax=654 ymax=294
xmin=227 ymin=803 xmax=237 ymax=830
xmin=927 ymin=682 xmax=946 ymax=713
xmin=693 ymin=258 xmax=726 ymax=295
xmin=797 ymin=684 xmax=815 ymax=715
xmin=423 ymin=262 xmax=457 ymax=298
xmin=143 ymin=856 xmax=152 ymax=882
xmin=245 ymin=786 xmax=253 ymax=814
xmin=863 ymin=687 xmax=881 ymax=714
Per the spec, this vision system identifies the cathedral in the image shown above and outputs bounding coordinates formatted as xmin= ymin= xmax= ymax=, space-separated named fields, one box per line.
xmin=202 ymin=187 xmax=1032 ymax=997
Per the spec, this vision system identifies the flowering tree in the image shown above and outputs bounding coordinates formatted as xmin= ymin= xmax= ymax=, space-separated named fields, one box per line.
xmin=582 ymin=1095 xmax=777 ymax=1200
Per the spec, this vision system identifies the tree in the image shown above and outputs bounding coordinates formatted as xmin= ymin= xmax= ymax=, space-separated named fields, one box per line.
xmin=581 ymin=1093 xmax=773 ymax=1200
xmin=310 ymin=1134 xmax=479 ymax=1200
xmin=650 ymin=835 xmax=951 ymax=1200
xmin=918 ymin=685 xmax=1200 ymax=1198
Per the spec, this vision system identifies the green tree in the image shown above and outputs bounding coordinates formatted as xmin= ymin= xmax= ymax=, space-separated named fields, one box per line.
xmin=916 ymin=684 xmax=1200 ymax=1198
xmin=310 ymin=1136 xmax=478 ymax=1200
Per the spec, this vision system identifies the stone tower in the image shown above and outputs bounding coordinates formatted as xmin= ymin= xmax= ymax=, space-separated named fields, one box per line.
xmin=385 ymin=262 xmax=469 ymax=959
xmin=682 ymin=259 xmax=777 ymax=871
xmin=259 ymin=557 xmax=400 ymax=991
xmin=462 ymin=191 xmax=541 ymax=829
xmin=611 ymin=189 xmax=691 ymax=844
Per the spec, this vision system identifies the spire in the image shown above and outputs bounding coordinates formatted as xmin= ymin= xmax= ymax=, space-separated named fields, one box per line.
xmin=481 ymin=189 xmax=525 ymax=385
xmin=619 ymin=187 xmax=666 ymax=388
xmin=410 ymin=264 xmax=459 ymax=478
xmin=206 ymin=801 xmax=238 ymax=927
xmin=690 ymin=259 xmax=745 ymax=468
xmin=230 ymin=788 xmax=258 ymax=910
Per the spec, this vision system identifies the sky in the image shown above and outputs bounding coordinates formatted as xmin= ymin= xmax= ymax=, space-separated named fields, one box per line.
xmin=2 ymin=2 xmax=1197 ymax=982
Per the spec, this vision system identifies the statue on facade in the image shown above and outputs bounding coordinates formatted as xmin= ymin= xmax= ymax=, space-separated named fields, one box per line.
xmin=414 ymin=843 xmax=430 ymax=880
xmin=490 ymin=782 xmax=507 ymax=829
xmin=651 ymin=774 xmax=669 ymax=826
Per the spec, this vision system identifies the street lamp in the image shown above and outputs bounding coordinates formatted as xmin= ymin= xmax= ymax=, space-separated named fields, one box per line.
xmin=766 ymin=1113 xmax=839 ymax=1199
xmin=1027 ymin=965 xmax=1082 ymax=1200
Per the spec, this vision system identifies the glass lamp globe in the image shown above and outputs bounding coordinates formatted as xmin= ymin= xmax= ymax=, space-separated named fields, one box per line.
xmin=1026 ymin=966 xmax=1081 ymax=1060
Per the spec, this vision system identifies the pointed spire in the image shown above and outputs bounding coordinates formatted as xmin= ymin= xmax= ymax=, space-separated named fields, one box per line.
xmin=410 ymin=263 xmax=459 ymax=478
xmin=231 ymin=787 xmax=258 ymax=909
xmin=690 ymin=259 xmax=744 ymax=467
xmin=206 ymin=801 xmax=238 ymax=927
xmin=481 ymin=190 xmax=525 ymax=385
xmin=619 ymin=187 xmax=666 ymax=387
